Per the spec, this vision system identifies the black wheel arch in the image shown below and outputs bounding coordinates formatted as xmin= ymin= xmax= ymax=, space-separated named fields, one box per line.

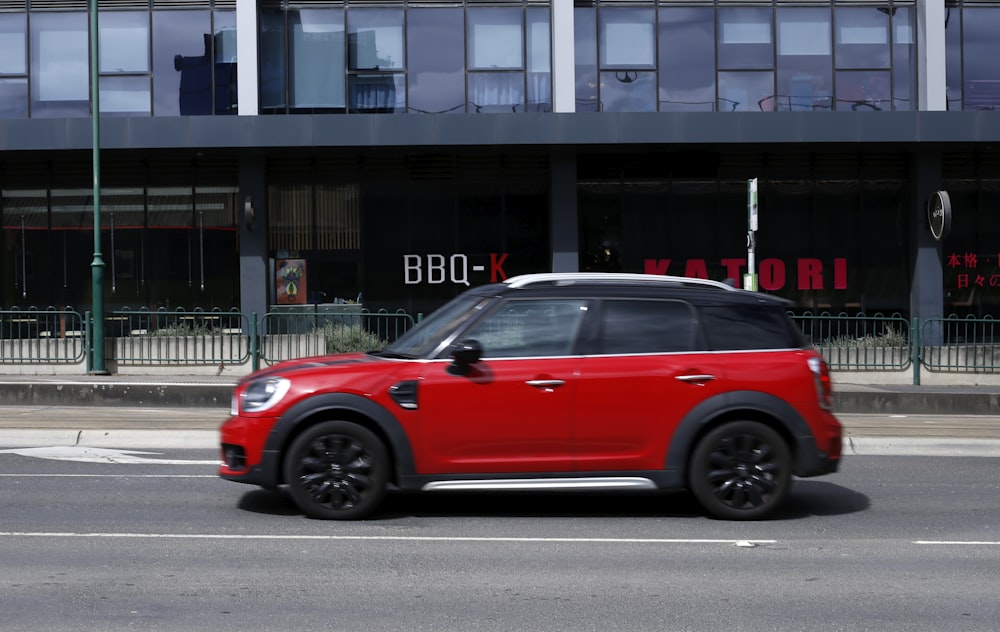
xmin=665 ymin=390 xmax=822 ymax=485
xmin=261 ymin=393 xmax=416 ymax=488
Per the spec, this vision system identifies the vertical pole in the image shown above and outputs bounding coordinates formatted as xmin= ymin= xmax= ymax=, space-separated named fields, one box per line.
xmin=90 ymin=0 xmax=107 ymax=374
xmin=745 ymin=178 xmax=758 ymax=291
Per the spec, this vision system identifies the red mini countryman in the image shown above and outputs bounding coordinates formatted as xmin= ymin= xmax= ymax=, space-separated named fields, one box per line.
xmin=220 ymin=273 xmax=842 ymax=521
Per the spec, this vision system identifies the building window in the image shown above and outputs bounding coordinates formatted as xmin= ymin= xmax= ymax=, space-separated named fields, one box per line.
xmin=718 ymin=6 xmax=773 ymax=71
xmin=959 ymin=7 xmax=1000 ymax=111
xmin=99 ymin=11 xmax=151 ymax=116
xmin=468 ymin=7 xmax=523 ymax=113
xmin=774 ymin=8 xmax=832 ymax=112
xmin=30 ymin=12 xmax=89 ymax=118
xmin=0 ymin=13 xmax=28 ymax=118
xmin=599 ymin=7 xmax=655 ymax=112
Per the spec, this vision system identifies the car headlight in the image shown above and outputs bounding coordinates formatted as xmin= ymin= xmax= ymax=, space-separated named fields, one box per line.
xmin=237 ymin=377 xmax=291 ymax=414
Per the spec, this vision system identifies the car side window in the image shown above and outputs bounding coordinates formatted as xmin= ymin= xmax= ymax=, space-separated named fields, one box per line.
xmin=597 ymin=299 xmax=696 ymax=354
xmin=463 ymin=299 xmax=589 ymax=358
xmin=700 ymin=304 xmax=805 ymax=351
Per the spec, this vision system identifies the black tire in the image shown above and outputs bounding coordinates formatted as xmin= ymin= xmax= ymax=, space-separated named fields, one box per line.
xmin=283 ymin=421 xmax=389 ymax=520
xmin=688 ymin=421 xmax=792 ymax=521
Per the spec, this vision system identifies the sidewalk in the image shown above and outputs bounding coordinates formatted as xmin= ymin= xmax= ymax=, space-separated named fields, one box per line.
xmin=3 ymin=374 xmax=1000 ymax=414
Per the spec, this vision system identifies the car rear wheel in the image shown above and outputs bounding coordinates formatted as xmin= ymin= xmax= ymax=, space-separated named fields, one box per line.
xmin=283 ymin=421 xmax=389 ymax=520
xmin=688 ymin=421 xmax=791 ymax=521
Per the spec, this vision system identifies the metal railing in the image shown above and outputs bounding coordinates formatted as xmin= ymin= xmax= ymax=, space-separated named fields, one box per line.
xmin=4 ymin=306 xmax=999 ymax=384
xmin=790 ymin=311 xmax=1000 ymax=383
xmin=0 ymin=307 xmax=87 ymax=364
xmin=793 ymin=311 xmax=911 ymax=371
xmin=110 ymin=308 xmax=252 ymax=367
xmin=1 ymin=306 xmax=416 ymax=372
xmin=259 ymin=308 xmax=415 ymax=365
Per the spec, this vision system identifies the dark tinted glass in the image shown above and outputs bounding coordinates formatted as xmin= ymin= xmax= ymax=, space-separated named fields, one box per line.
xmin=598 ymin=299 xmax=695 ymax=354
xmin=701 ymin=305 xmax=804 ymax=351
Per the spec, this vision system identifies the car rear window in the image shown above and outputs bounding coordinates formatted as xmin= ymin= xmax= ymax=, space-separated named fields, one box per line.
xmin=700 ymin=304 xmax=805 ymax=351
xmin=596 ymin=299 xmax=696 ymax=354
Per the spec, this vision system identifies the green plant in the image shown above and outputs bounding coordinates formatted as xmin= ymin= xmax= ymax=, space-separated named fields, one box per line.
xmin=320 ymin=322 xmax=387 ymax=354
xmin=825 ymin=325 xmax=909 ymax=348
xmin=139 ymin=323 xmax=215 ymax=337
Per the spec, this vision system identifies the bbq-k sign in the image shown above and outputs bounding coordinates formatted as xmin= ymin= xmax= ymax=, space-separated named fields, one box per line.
xmin=404 ymin=253 xmax=509 ymax=286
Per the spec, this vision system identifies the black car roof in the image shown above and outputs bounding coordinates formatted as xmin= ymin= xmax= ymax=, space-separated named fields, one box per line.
xmin=469 ymin=273 xmax=791 ymax=307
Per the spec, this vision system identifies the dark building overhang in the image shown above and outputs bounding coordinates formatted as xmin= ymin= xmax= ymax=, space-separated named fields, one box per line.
xmin=2 ymin=112 xmax=1000 ymax=158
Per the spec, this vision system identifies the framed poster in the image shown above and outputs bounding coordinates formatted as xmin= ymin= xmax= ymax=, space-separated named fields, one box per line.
xmin=276 ymin=259 xmax=307 ymax=304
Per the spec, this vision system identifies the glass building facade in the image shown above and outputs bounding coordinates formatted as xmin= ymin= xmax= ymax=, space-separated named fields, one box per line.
xmin=2 ymin=0 xmax=1000 ymax=321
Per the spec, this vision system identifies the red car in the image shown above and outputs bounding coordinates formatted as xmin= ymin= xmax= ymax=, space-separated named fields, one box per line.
xmin=220 ymin=273 xmax=842 ymax=520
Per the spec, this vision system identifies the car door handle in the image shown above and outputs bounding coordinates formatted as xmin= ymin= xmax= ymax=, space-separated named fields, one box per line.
xmin=526 ymin=379 xmax=565 ymax=388
xmin=675 ymin=374 xmax=716 ymax=384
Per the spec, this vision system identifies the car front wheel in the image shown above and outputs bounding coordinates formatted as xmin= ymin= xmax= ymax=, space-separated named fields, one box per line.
xmin=283 ymin=421 xmax=389 ymax=520
xmin=688 ymin=421 xmax=791 ymax=521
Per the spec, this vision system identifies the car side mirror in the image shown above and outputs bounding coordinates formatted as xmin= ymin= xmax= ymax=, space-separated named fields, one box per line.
xmin=448 ymin=339 xmax=482 ymax=376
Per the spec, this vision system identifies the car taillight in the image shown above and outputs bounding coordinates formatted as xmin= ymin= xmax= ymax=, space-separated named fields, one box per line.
xmin=807 ymin=356 xmax=833 ymax=410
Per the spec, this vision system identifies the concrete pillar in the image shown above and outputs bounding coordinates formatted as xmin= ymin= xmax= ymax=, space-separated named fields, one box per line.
xmin=551 ymin=0 xmax=576 ymax=113
xmin=238 ymin=156 xmax=268 ymax=327
xmin=917 ymin=0 xmax=947 ymax=111
xmin=550 ymin=152 xmax=578 ymax=272
xmin=909 ymin=151 xmax=944 ymax=341
xmin=236 ymin=0 xmax=259 ymax=115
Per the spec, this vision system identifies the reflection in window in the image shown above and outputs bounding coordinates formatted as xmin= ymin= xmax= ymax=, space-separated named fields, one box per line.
xmin=0 ymin=79 xmax=28 ymax=117
xmin=835 ymin=70 xmax=890 ymax=111
xmin=835 ymin=7 xmax=889 ymax=69
xmin=0 ymin=13 xmax=27 ymax=75
xmin=153 ymin=10 xmax=210 ymax=116
xmin=600 ymin=8 xmax=654 ymax=68
xmin=718 ymin=71 xmax=773 ymax=112
xmin=718 ymin=7 xmax=773 ymax=70
xmin=961 ymin=8 xmax=1000 ymax=111
xmin=600 ymin=70 xmax=655 ymax=112
xmin=469 ymin=72 xmax=523 ymax=113
xmin=525 ymin=7 xmax=551 ymax=112
xmin=892 ymin=8 xmax=915 ymax=111
xmin=775 ymin=8 xmax=832 ymax=112
xmin=290 ymin=9 xmax=345 ymax=110
xmin=659 ymin=7 xmax=714 ymax=112
xmin=598 ymin=300 xmax=694 ymax=355
xmin=347 ymin=8 xmax=403 ymax=113
xmin=169 ymin=11 xmax=238 ymax=115
xmin=574 ymin=8 xmax=599 ymax=111
xmin=349 ymin=9 xmax=404 ymax=71
xmin=468 ymin=299 xmax=587 ymax=358
xmin=100 ymin=76 xmax=151 ymax=115
xmin=100 ymin=12 xmax=149 ymax=74
xmin=407 ymin=8 xmax=464 ymax=114
xmin=348 ymin=73 xmax=404 ymax=113
xmin=30 ymin=12 xmax=89 ymax=118
xmin=468 ymin=8 xmax=522 ymax=69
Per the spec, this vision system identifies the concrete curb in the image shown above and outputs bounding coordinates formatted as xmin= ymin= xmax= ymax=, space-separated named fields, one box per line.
xmin=4 ymin=429 xmax=1000 ymax=457
xmin=0 ymin=429 xmax=218 ymax=450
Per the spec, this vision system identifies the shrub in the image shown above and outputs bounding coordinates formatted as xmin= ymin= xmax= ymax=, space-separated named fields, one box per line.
xmin=321 ymin=322 xmax=387 ymax=354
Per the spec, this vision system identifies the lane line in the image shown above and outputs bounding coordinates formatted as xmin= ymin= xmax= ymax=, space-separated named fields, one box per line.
xmin=0 ymin=474 xmax=216 ymax=478
xmin=0 ymin=532 xmax=775 ymax=545
xmin=914 ymin=540 xmax=1000 ymax=545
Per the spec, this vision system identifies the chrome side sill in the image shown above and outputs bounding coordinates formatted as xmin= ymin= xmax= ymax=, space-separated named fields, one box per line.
xmin=421 ymin=477 xmax=657 ymax=492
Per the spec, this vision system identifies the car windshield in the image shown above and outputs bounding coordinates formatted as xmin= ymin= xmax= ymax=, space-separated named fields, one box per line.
xmin=378 ymin=293 xmax=488 ymax=358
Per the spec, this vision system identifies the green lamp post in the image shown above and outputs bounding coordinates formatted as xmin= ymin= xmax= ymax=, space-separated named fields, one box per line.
xmin=89 ymin=0 xmax=107 ymax=374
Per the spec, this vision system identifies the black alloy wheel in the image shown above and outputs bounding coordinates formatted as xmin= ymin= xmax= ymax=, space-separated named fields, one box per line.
xmin=688 ymin=421 xmax=791 ymax=521
xmin=283 ymin=421 xmax=389 ymax=520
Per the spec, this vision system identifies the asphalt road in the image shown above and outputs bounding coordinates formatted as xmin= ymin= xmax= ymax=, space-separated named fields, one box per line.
xmin=1 ymin=447 xmax=998 ymax=631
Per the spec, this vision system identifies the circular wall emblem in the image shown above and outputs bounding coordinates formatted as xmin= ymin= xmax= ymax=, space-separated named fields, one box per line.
xmin=927 ymin=190 xmax=952 ymax=240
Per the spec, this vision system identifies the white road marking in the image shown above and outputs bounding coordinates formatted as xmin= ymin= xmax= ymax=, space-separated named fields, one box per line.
xmin=0 ymin=474 xmax=217 ymax=478
xmin=0 ymin=532 xmax=776 ymax=545
xmin=914 ymin=540 xmax=1000 ymax=545
xmin=0 ymin=446 xmax=217 ymax=465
